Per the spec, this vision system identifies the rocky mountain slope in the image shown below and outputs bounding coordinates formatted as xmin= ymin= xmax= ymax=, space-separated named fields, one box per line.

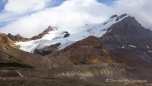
xmin=0 ymin=33 xmax=14 ymax=49
xmin=39 ymin=35 xmax=152 ymax=85
xmin=0 ymin=33 xmax=50 ymax=69
xmin=46 ymin=36 xmax=116 ymax=67
xmin=101 ymin=15 xmax=152 ymax=68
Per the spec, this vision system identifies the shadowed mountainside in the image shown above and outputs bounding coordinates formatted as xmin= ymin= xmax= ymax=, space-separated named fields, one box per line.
xmin=101 ymin=16 xmax=152 ymax=68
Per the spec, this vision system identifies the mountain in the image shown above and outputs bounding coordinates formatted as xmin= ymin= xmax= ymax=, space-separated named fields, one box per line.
xmin=1 ymin=14 xmax=152 ymax=86
xmin=15 ymin=14 xmax=129 ymax=53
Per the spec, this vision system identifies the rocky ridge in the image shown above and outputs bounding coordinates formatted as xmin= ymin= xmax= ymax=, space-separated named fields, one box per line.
xmin=30 ymin=26 xmax=55 ymax=40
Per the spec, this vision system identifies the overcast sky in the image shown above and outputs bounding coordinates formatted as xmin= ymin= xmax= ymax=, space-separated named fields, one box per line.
xmin=0 ymin=0 xmax=152 ymax=38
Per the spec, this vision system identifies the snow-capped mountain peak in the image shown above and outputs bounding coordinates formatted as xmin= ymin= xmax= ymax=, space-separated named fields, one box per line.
xmin=16 ymin=14 xmax=129 ymax=53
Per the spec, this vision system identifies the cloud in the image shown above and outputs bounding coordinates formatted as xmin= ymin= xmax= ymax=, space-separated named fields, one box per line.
xmin=0 ymin=0 xmax=152 ymax=38
xmin=4 ymin=0 xmax=51 ymax=14
xmin=0 ymin=0 xmax=114 ymax=37
xmin=113 ymin=0 xmax=152 ymax=29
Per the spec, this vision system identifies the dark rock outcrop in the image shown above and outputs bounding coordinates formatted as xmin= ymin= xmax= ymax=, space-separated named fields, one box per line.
xmin=62 ymin=31 xmax=70 ymax=38
xmin=116 ymin=13 xmax=127 ymax=21
xmin=110 ymin=14 xmax=118 ymax=18
xmin=34 ymin=43 xmax=61 ymax=56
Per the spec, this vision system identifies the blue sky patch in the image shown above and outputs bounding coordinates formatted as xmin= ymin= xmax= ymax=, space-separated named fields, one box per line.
xmin=0 ymin=0 xmax=7 ymax=12
xmin=48 ymin=0 xmax=66 ymax=8
xmin=97 ymin=0 xmax=116 ymax=5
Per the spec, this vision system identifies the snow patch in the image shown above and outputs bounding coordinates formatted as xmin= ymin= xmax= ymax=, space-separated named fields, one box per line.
xmin=129 ymin=45 xmax=136 ymax=48
xmin=148 ymin=51 xmax=152 ymax=53
xmin=16 ymin=71 xmax=24 ymax=77
xmin=122 ymin=46 xmax=125 ymax=48
xmin=48 ymin=63 xmax=51 ymax=68
xmin=144 ymin=52 xmax=147 ymax=56
xmin=47 ymin=60 xmax=51 ymax=63
xmin=146 ymin=45 xmax=149 ymax=48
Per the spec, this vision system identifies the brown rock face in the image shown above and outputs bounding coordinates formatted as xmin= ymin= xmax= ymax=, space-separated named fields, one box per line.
xmin=47 ymin=36 xmax=116 ymax=67
xmin=0 ymin=33 xmax=15 ymax=49
xmin=64 ymin=36 xmax=116 ymax=64
xmin=101 ymin=16 xmax=152 ymax=68
xmin=7 ymin=33 xmax=29 ymax=42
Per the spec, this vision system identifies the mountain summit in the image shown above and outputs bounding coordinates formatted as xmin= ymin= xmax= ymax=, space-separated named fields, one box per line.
xmin=30 ymin=26 xmax=56 ymax=40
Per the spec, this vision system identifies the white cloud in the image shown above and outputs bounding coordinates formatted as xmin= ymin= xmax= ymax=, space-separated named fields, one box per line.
xmin=114 ymin=0 xmax=152 ymax=29
xmin=0 ymin=0 xmax=114 ymax=37
xmin=4 ymin=0 xmax=51 ymax=14
xmin=0 ymin=0 xmax=152 ymax=38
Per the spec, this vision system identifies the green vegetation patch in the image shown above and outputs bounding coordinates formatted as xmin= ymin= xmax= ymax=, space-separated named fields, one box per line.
xmin=0 ymin=62 xmax=34 ymax=69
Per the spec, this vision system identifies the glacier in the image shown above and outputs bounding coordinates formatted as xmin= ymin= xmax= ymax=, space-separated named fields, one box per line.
xmin=16 ymin=14 xmax=129 ymax=53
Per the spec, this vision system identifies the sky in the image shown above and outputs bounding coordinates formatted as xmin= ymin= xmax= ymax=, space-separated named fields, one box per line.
xmin=0 ymin=0 xmax=152 ymax=38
